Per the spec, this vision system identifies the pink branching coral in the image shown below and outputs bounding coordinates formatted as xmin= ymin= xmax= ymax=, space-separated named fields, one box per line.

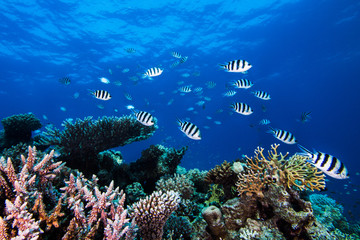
xmin=130 ymin=190 xmax=181 ymax=240
xmin=61 ymin=172 xmax=135 ymax=239
xmin=0 ymin=146 xmax=134 ymax=239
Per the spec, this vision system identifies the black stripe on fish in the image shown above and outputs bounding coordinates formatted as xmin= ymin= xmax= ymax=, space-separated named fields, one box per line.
xmin=321 ymin=154 xmax=330 ymax=167
xmin=327 ymin=156 xmax=338 ymax=172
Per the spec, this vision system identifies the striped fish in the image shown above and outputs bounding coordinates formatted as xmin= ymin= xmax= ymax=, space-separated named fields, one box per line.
xmin=171 ymin=51 xmax=182 ymax=58
xmin=59 ymin=77 xmax=71 ymax=85
xmin=220 ymin=60 xmax=252 ymax=73
xmin=144 ymin=67 xmax=163 ymax=78
xmin=298 ymin=145 xmax=349 ymax=179
xmin=124 ymin=48 xmax=136 ymax=53
xmin=231 ymin=102 xmax=253 ymax=115
xmin=232 ymin=79 xmax=253 ymax=89
xmin=206 ymin=81 xmax=216 ymax=88
xmin=223 ymin=90 xmax=237 ymax=97
xmin=177 ymin=119 xmax=201 ymax=140
xmin=259 ymin=119 xmax=271 ymax=125
xmin=133 ymin=110 xmax=154 ymax=126
xmin=179 ymin=86 xmax=192 ymax=93
xmin=253 ymin=91 xmax=271 ymax=100
xmin=268 ymin=127 xmax=297 ymax=144
xmin=92 ymin=90 xmax=111 ymax=100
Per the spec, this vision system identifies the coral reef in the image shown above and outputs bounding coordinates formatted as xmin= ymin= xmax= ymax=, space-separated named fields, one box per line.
xmin=35 ymin=116 xmax=157 ymax=184
xmin=0 ymin=147 xmax=134 ymax=239
xmin=163 ymin=215 xmax=193 ymax=240
xmin=202 ymin=205 xmax=227 ymax=239
xmin=130 ymin=190 xmax=180 ymax=240
xmin=0 ymin=113 xmax=42 ymax=150
xmin=155 ymin=174 xmax=195 ymax=199
xmin=236 ymin=144 xmax=326 ymax=198
xmin=0 ymin=110 xmax=358 ymax=240
xmin=116 ymin=144 xmax=188 ymax=192
xmin=205 ymin=160 xmax=237 ymax=199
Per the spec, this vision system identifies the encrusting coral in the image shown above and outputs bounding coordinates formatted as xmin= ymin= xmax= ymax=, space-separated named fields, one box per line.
xmin=130 ymin=190 xmax=180 ymax=240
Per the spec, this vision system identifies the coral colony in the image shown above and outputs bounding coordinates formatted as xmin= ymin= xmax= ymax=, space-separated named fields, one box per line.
xmin=0 ymin=113 xmax=359 ymax=239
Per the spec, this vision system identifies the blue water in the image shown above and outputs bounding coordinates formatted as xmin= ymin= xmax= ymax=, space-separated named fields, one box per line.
xmin=1 ymin=0 xmax=359 ymax=220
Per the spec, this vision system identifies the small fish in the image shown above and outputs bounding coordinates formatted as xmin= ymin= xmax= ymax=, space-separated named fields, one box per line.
xmin=179 ymin=56 xmax=188 ymax=64
xmin=223 ymin=90 xmax=237 ymax=97
xmin=126 ymin=105 xmax=135 ymax=110
xmin=124 ymin=48 xmax=136 ymax=53
xmin=299 ymin=111 xmax=311 ymax=123
xmin=179 ymin=86 xmax=192 ymax=93
xmin=268 ymin=127 xmax=297 ymax=144
xmin=108 ymin=69 xmax=112 ymax=75
xmin=193 ymin=87 xmax=203 ymax=93
xmin=124 ymin=92 xmax=132 ymax=101
xmin=253 ymin=91 xmax=271 ymax=100
xmin=59 ymin=77 xmax=71 ymax=85
xmin=181 ymin=73 xmax=190 ymax=78
xmin=97 ymin=104 xmax=104 ymax=109
xmin=177 ymin=119 xmax=201 ymax=140
xmin=231 ymin=102 xmax=253 ymax=115
xmin=92 ymin=90 xmax=111 ymax=100
xmin=170 ymin=61 xmax=180 ymax=68
xmin=259 ymin=119 xmax=271 ymax=125
xmin=99 ymin=77 xmax=110 ymax=84
xmin=220 ymin=59 xmax=252 ymax=73
xmin=143 ymin=67 xmax=163 ymax=78
xmin=298 ymin=145 xmax=349 ymax=179
xmin=60 ymin=106 xmax=67 ymax=112
xmin=206 ymin=81 xmax=216 ymax=88
xmin=122 ymin=68 xmax=130 ymax=73
xmin=171 ymin=51 xmax=182 ymax=58
xmin=133 ymin=110 xmax=155 ymax=126
xmin=73 ymin=92 xmax=80 ymax=99
xmin=232 ymin=79 xmax=253 ymax=89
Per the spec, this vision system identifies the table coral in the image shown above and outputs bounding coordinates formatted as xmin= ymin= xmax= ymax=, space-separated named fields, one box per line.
xmin=1 ymin=113 xmax=42 ymax=149
xmin=36 ymin=115 xmax=157 ymax=183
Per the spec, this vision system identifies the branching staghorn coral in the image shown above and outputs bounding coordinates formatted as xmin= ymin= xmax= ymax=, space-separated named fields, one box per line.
xmin=0 ymin=146 xmax=134 ymax=240
xmin=236 ymin=144 xmax=326 ymax=198
xmin=61 ymin=172 xmax=135 ymax=240
xmin=130 ymin=190 xmax=180 ymax=240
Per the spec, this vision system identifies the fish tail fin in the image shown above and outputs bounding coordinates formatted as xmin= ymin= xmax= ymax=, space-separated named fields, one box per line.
xmin=297 ymin=144 xmax=311 ymax=154
xmin=176 ymin=117 xmax=182 ymax=126
xmin=266 ymin=126 xmax=275 ymax=134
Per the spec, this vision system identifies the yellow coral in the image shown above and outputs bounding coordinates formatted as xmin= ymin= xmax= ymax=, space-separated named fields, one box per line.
xmin=205 ymin=184 xmax=224 ymax=205
xmin=236 ymin=144 xmax=326 ymax=198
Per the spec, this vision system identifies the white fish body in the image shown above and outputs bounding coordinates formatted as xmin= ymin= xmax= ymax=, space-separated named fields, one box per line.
xmin=133 ymin=110 xmax=154 ymax=126
xmin=99 ymin=77 xmax=110 ymax=84
xmin=143 ymin=67 xmax=163 ymax=78
xmin=298 ymin=145 xmax=349 ymax=179
xmin=177 ymin=119 xmax=201 ymax=140
xmin=268 ymin=127 xmax=297 ymax=144
xmin=92 ymin=90 xmax=112 ymax=100
xmin=231 ymin=102 xmax=253 ymax=115
xmin=220 ymin=60 xmax=252 ymax=73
